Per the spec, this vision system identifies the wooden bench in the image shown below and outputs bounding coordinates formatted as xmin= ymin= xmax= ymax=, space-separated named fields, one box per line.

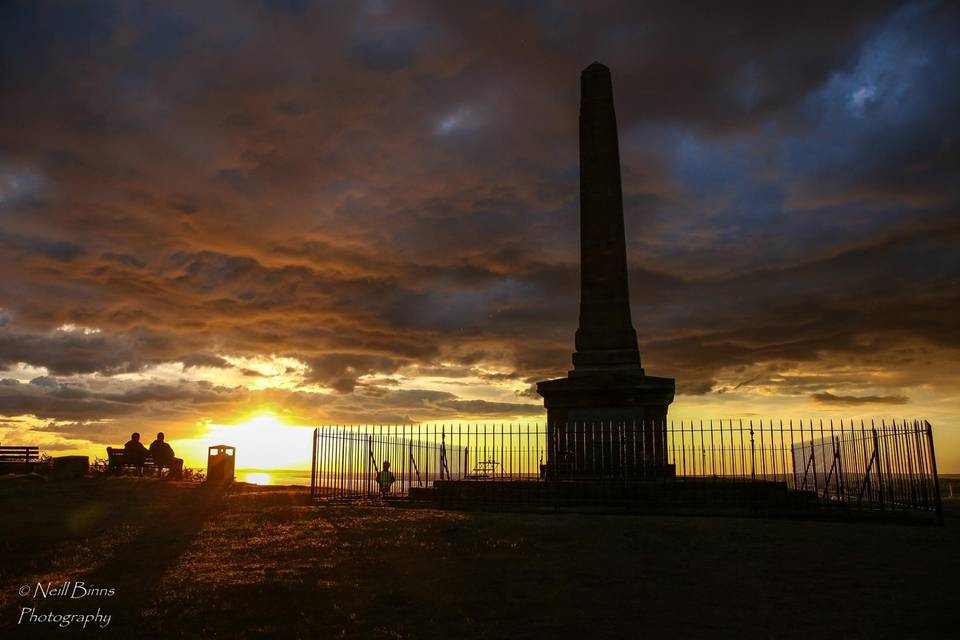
xmin=0 ymin=445 xmax=41 ymax=473
xmin=106 ymin=447 xmax=183 ymax=479
xmin=106 ymin=447 xmax=156 ymax=476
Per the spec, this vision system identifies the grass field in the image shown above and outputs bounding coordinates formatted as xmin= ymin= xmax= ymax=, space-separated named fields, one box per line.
xmin=1 ymin=476 xmax=957 ymax=638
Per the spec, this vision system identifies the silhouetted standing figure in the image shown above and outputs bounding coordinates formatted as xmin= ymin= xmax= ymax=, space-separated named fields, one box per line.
xmin=377 ymin=461 xmax=395 ymax=495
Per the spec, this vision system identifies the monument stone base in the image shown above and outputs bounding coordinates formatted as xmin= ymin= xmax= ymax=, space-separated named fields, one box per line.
xmin=537 ymin=369 xmax=675 ymax=477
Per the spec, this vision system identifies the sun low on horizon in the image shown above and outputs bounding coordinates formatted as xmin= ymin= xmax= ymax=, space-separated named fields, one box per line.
xmin=178 ymin=412 xmax=316 ymax=472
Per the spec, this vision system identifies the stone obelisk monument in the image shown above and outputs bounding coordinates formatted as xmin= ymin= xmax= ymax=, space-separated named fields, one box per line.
xmin=537 ymin=62 xmax=675 ymax=473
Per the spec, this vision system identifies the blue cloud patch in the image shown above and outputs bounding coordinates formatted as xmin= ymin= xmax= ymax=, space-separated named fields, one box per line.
xmin=349 ymin=23 xmax=428 ymax=72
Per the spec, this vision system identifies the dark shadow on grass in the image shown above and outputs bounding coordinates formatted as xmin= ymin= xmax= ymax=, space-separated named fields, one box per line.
xmin=62 ymin=483 xmax=226 ymax=635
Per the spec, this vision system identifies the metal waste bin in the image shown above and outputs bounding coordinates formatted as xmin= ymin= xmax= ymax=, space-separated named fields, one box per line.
xmin=206 ymin=445 xmax=235 ymax=485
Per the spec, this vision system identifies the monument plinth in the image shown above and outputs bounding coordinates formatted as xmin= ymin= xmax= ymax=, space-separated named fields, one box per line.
xmin=537 ymin=62 xmax=675 ymax=472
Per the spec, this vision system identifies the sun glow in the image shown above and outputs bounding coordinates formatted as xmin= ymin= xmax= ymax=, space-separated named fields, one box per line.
xmin=179 ymin=412 xmax=314 ymax=470
xmin=242 ymin=472 xmax=272 ymax=485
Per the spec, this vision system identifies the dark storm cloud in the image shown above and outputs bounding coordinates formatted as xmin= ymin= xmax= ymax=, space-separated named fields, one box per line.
xmin=30 ymin=420 xmax=124 ymax=445
xmin=0 ymin=231 xmax=85 ymax=262
xmin=179 ymin=354 xmax=231 ymax=369
xmin=349 ymin=23 xmax=430 ymax=72
xmin=305 ymin=353 xmax=405 ymax=393
xmin=0 ymin=0 xmax=957 ymax=436
xmin=811 ymin=392 xmax=909 ymax=406
xmin=213 ymin=168 xmax=259 ymax=197
xmin=313 ymin=387 xmax=541 ymax=424
xmin=0 ymin=327 xmax=142 ymax=375
xmin=632 ymin=219 xmax=960 ymax=392
xmin=101 ymin=252 xmax=146 ymax=268
xmin=0 ymin=377 xmax=241 ymax=421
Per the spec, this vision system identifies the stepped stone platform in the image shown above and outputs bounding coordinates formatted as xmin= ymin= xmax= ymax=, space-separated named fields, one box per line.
xmin=407 ymin=478 xmax=821 ymax=514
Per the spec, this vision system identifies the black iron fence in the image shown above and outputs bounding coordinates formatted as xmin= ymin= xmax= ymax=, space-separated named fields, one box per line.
xmin=309 ymin=419 xmax=942 ymax=520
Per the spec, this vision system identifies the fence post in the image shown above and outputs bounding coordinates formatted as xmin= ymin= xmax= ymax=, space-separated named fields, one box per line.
xmin=925 ymin=421 xmax=943 ymax=524
xmin=834 ymin=436 xmax=843 ymax=503
xmin=441 ymin=432 xmax=446 ymax=481
xmin=872 ymin=427 xmax=884 ymax=511
xmin=311 ymin=427 xmax=318 ymax=499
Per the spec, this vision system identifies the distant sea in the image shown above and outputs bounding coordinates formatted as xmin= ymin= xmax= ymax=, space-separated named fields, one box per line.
xmin=235 ymin=469 xmax=312 ymax=486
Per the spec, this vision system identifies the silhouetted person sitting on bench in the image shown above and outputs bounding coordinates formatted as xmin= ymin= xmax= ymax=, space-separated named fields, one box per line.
xmin=123 ymin=432 xmax=148 ymax=476
xmin=149 ymin=432 xmax=184 ymax=480
xmin=377 ymin=460 xmax=395 ymax=495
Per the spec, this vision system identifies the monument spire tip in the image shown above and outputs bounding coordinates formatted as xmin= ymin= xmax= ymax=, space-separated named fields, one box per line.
xmin=583 ymin=61 xmax=609 ymax=73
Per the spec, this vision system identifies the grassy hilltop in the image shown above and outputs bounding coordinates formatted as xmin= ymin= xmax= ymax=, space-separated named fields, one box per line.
xmin=1 ymin=477 xmax=957 ymax=639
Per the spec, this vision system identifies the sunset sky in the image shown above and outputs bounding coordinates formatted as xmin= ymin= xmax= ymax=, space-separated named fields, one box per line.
xmin=1 ymin=1 xmax=958 ymax=470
